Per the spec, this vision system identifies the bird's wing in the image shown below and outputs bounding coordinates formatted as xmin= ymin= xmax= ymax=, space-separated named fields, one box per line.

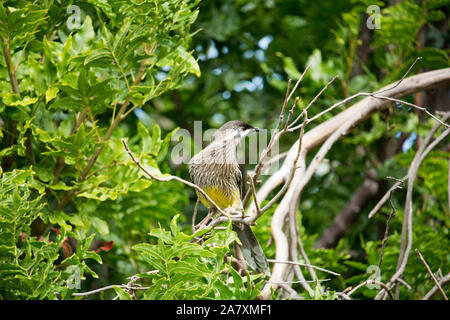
xmin=237 ymin=165 xmax=243 ymax=198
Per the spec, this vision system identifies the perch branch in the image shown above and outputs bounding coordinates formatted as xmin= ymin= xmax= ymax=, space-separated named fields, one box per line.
xmin=243 ymin=63 xmax=312 ymax=209
xmin=121 ymin=138 xmax=226 ymax=216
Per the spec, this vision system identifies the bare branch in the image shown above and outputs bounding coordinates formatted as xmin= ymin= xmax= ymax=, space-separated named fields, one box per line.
xmin=121 ymin=138 xmax=226 ymax=216
xmin=73 ymin=270 xmax=158 ymax=298
xmin=374 ymin=57 xmax=422 ymax=95
xmin=376 ymin=120 xmax=450 ymax=299
xmin=377 ymin=199 xmax=396 ymax=271
xmin=368 ymin=93 xmax=449 ymax=128
xmin=368 ymin=179 xmax=405 ymax=219
xmin=415 ymin=248 xmax=448 ymax=300
xmin=268 ymin=279 xmax=331 ymax=284
xmin=192 ymin=199 xmax=200 ymax=232
xmin=397 ymin=278 xmax=412 ymax=291
xmin=243 ymin=65 xmax=312 ymax=209
xmin=254 ymin=68 xmax=450 ymax=225
xmin=289 ymin=75 xmax=339 ymax=129
xmin=257 ymin=67 xmax=450 ymax=299
xmin=267 ymin=259 xmax=340 ymax=277
xmin=247 ymin=172 xmax=261 ymax=217
xmin=252 ymin=113 xmax=307 ymax=220
xmin=423 ymin=272 xmax=450 ymax=300
xmin=72 ymin=285 xmax=150 ymax=297
xmin=346 ymin=280 xmax=394 ymax=300
xmin=287 ymin=63 xmax=312 ymax=104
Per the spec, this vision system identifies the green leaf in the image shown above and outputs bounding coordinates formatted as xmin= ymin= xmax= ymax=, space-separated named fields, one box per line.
xmin=113 ymin=286 xmax=132 ymax=300
xmin=230 ymin=267 xmax=244 ymax=300
xmin=9 ymin=96 xmax=38 ymax=106
xmin=90 ymin=217 xmax=110 ymax=235
xmin=84 ymin=48 xmax=114 ymax=67
xmin=45 ymin=87 xmax=59 ymax=103
xmin=149 ymin=228 xmax=175 ymax=244
xmin=77 ymin=70 xmax=89 ymax=97
xmin=176 ymin=47 xmax=201 ymax=77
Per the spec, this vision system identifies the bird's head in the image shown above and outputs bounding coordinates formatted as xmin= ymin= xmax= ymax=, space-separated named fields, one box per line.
xmin=211 ymin=121 xmax=260 ymax=144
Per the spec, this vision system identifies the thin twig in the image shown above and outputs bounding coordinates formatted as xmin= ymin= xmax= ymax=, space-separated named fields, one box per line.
xmin=287 ymin=63 xmax=312 ymax=104
xmin=415 ymin=248 xmax=448 ymax=300
xmin=368 ymin=93 xmax=449 ymax=128
xmin=73 ymin=270 xmax=158 ymax=298
xmin=242 ymin=65 xmax=311 ymax=208
xmin=289 ymin=91 xmax=449 ymax=132
xmin=254 ymin=114 xmax=307 ymax=219
xmin=267 ymin=259 xmax=340 ymax=276
xmin=276 ymin=78 xmax=292 ymax=130
xmin=121 ymin=138 xmax=226 ymax=216
xmin=370 ymin=113 xmax=450 ymax=219
xmin=192 ymin=199 xmax=200 ymax=232
xmin=289 ymin=75 xmax=338 ymax=129
xmin=374 ymin=57 xmax=422 ymax=95
xmin=247 ymin=172 xmax=261 ymax=217
xmin=376 ymin=119 xmax=450 ymax=300
xmin=423 ymin=272 xmax=450 ymax=300
xmin=347 ymin=280 xmax=394 ymax=300
xmin=396 ymin=278 xmax=412 ymax=291
xmin=254 ymin=152 xmax=288 ymax=172
xmin=268 ymin=279 xmax=330 ymax=284
xmin=111 ymin=270 xmax=159 ymax=300
xmin=72 ymin=285 xmax=150 ymax=297
xmin=377 ymin=198 xmax=396 ymax=271
xmin=194 ymin=209 xmax=216 ymax=231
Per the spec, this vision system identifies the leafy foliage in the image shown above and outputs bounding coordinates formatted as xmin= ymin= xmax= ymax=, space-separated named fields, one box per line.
xmin=132 ymin=215 xmax=263 ymax=300
xmin=0 ymin=0 xmax=449 ymax=300
xmin=0 ymin=168 xmax=101 ymax=299
xmin=0 ymin=0 xmax=199 ymax=299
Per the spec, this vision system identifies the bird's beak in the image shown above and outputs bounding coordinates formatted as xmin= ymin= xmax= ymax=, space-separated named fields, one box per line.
xmin=239 ymin=127 xmax=259 ymax=142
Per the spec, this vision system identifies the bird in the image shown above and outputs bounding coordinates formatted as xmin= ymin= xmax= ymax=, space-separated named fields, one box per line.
xmin=189 ymin=120 xmax=270 ymax=276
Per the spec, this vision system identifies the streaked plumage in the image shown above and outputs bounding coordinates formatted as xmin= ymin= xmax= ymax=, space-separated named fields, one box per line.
xmin=189 ymin=121 xmax=270 ymax=275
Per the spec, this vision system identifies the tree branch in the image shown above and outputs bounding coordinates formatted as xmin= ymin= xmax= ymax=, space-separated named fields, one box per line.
xmin=415 ymin=248 xmax=448 ymax=300
xmin=423 ymin=272 xmax=450 ymax=300
xmin=258 ymin=68 xmax=450 ymax=299
xmin=121 ymin=138 xmax=227 ymax=216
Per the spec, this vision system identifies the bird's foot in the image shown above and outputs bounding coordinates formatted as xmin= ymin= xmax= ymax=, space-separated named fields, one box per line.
xmin=223 ymin=208 xmax=249 ymax=220
xmin=223 ymin=208 xmax=243 ymax=217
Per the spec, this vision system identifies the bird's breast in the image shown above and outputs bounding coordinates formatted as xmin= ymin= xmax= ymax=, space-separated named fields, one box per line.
xmin=189 ymin=147 xmax=241 ymax=210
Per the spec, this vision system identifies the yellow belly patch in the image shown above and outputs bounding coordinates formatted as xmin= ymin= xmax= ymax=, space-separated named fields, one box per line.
xmin=197 ymin=186 xmax=241 ymax=210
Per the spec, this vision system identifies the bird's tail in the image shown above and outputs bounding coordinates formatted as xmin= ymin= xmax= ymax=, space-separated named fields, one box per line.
xmin=232 ymin=224 xmax=271 ymax=276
